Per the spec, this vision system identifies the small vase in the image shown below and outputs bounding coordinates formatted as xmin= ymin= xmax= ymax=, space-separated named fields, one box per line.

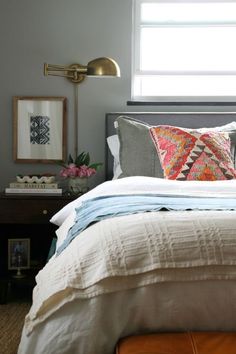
xmin=68 ymin=177 xmax=88 ymax=195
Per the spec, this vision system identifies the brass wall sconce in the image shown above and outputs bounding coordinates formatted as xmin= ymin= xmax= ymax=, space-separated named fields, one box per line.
xmin=44 ymin=57 xmax=120 ymax=157
xmin=44 ymin=57 xmax=120 ymax=83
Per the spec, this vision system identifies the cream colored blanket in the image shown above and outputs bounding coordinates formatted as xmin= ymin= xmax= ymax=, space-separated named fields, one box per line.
xmin=25 ymin=208 xmax=236 ymax=334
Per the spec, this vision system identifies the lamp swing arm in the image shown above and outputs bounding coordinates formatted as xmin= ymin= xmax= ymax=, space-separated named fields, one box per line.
xmin=44 ymin=63 xmax=88 ymax=82
xmin=44 ymin=63 xmax=87 ymax=74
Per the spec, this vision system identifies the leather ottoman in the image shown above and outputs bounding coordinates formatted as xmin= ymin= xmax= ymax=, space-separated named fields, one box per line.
xmin=116 ymin=332 xmax=236 ymax=354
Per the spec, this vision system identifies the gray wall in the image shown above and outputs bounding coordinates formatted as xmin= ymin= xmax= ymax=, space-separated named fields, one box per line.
xmin=1 ymin=0 xmax=236 ymax=190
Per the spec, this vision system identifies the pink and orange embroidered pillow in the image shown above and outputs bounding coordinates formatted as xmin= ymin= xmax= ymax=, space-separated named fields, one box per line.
xmin=150 ymin=125 xmax=236 ymax=181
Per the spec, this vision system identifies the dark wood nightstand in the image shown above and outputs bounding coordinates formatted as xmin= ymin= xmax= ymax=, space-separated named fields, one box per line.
xmin=0 ymin=193 xmax=75 ymax=303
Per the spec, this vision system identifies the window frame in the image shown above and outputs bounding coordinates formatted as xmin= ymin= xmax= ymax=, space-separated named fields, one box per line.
xmin=131 ymin=0 xmax=236 ymax=104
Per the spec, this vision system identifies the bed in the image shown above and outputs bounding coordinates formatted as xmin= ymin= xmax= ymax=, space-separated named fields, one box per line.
xmin=18 ymin=112 xmax=236 ymax=354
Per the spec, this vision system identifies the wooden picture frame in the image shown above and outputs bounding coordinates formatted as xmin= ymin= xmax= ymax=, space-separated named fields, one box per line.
xmin=13 ymin=96 xmax=67 ymax=163
xmin=8 ymin=238 xmax=30 ymax=270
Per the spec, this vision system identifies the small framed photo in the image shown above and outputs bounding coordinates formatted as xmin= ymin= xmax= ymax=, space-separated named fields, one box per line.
xmin=13 ymin=96 xmax=67 ymax=163
xmin=8 ymin=238 xmax=30 ymax=270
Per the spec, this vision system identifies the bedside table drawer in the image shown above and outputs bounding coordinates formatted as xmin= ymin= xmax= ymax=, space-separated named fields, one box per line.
xmin=0 ymin=196 xmax=72 ymax=224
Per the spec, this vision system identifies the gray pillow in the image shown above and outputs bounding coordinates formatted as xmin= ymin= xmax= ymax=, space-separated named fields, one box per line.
xmin=116 ymin=116 xmax=164 ymax=178
xmin=228 ymin=132 xmax=236 ymax=168
xmin=115 ymin=116 xmax=236 ymax=178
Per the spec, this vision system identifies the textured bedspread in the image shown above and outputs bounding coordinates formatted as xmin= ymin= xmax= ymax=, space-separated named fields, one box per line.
xmin=57 ymin=193 xmax=236 ymax=255
xmin=25 ymin=208 xmax=236 ymax=334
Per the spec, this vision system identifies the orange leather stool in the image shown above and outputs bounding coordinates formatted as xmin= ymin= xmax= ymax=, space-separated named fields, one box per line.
xmin=116 ymin=332 xmax=236 ymax=354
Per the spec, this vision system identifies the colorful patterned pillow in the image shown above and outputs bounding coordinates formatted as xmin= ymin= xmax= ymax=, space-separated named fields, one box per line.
xmin=150 ymin=125 xmax=236 ymax=181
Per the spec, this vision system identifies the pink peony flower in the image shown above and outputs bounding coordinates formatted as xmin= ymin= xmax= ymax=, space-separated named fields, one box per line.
xmin=59 ymin=152 xmax=102 ymax=179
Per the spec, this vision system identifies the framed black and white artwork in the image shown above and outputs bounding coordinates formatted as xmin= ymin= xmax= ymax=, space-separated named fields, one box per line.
xmin=13 ymin=96 xmax=67 ymax=163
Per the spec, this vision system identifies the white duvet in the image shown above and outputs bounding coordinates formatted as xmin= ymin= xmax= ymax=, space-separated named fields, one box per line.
xmin=51 ymin=176 xmax=236 ymax=227
xmin=18 ymin=177 xmax=236 ymax=354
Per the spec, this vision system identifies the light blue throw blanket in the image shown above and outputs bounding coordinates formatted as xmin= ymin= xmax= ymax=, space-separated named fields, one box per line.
xmin=56 ymin=194 xmax=236 ymax=255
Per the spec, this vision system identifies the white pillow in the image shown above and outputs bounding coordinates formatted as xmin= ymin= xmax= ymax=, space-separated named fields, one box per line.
xmin=107 ymin=134 xmax=122 ymax=179
xmin=198 ymin=121 xmax=236 ymax=133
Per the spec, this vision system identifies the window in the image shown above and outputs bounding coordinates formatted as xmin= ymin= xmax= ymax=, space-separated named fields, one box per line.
xmin=132 ymin=0 xmax=236 ymax=101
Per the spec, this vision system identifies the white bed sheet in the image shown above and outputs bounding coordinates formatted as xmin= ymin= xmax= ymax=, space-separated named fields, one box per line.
xmin=51 ymin=176 xmax=236 ymax=227
xmin=18 ymin=280 xmax=236 ymax=354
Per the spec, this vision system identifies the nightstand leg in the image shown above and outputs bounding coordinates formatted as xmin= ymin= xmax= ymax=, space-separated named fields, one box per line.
xmin=0 ymin=279 xmax=9 ymax=304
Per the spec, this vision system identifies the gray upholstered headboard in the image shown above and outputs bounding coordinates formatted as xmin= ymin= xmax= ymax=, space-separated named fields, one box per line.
xmin=105 ymin=111 xmax=236 ymax=180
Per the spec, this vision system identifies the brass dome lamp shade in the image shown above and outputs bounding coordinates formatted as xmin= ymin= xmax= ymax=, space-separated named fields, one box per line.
xmin=44 ymin=57 xmax=120 ymax=84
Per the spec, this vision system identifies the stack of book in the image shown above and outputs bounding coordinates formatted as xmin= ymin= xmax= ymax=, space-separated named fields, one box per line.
xmin=5 ymin=181 xmax=62 ymax=195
